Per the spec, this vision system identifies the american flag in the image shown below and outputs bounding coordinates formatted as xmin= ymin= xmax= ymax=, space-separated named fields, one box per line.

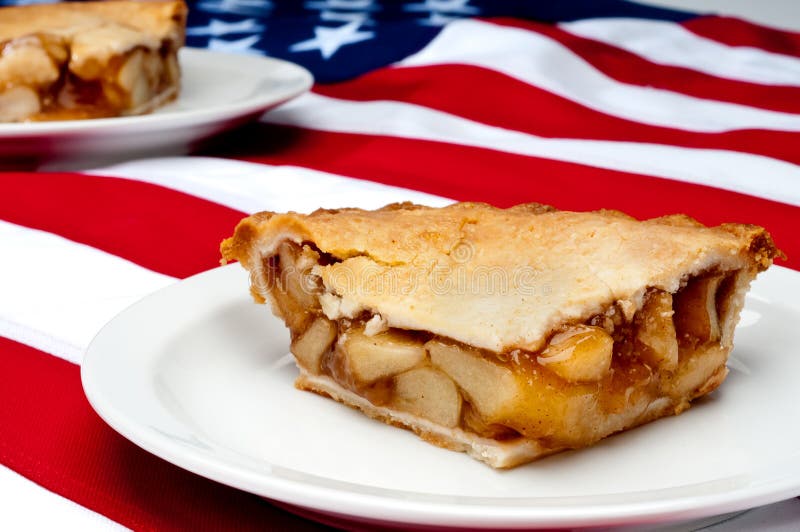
xmin=1 ymin=0 xmax=800 ymax=529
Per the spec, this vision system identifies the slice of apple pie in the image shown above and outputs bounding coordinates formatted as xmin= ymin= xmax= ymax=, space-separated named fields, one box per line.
xmin=0 ymin=0 xmax=186 ymax=122
xmin=221 ymin=202 xmax=780 ymax=468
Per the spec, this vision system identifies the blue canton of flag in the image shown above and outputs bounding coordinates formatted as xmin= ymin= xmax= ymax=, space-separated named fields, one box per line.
xmin=184 ymin=0 xmax=694 ymax=82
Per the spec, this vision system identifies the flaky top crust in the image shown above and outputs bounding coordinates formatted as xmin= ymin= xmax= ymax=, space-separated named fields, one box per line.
xmin=222 ymin=202 xmax=780 ymax=353
xmin=0 ymin=1 xmax=186 ymax=41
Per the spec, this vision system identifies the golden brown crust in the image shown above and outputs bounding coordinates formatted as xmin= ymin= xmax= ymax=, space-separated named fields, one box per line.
xmin=221 ymin=202 xmax=781 ymax=353
xmin=0 ymin=1 xmax=186 ymax=42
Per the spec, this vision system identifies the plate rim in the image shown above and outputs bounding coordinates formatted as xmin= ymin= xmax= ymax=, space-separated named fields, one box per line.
xmin=0 ymin=48 xmax=313 ymax=138
xmin=81 ymin=264 xmax=800 ymax=529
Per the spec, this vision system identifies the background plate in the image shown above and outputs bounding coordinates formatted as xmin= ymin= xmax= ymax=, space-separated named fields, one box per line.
xmin=0 ymin=49 xmax=312 ymax=165
xmin=82 ymin=264 xmax=800 ymax=529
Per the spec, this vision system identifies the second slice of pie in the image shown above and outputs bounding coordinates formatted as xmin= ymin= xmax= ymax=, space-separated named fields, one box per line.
xmin=221 ymin=202 xmax=780 ymax=468
xmin=0 ymin=0 xmax=186 ymax=122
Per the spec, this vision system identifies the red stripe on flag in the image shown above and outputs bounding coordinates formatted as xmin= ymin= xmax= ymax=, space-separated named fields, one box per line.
xmin=313 ymin=65 xmax=800 ymax=166
xmin=682 ymin=15 xmax=800 ymax=58
xmin=0 ymin=173 xmax=245 ymax=279
xmin=483 ymin=17 xmax=800 ymax=116
xmin=216 ymin=124 xmax=795 ymax=268
xmin=0 ymin=336 xmax=322 ymax=531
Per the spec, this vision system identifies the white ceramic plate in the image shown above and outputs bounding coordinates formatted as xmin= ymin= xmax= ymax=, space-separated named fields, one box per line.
xmin=82 ymin=264 xmax=800 ymax=529
xmin=0 ymin=49 xmax=312 ymax=163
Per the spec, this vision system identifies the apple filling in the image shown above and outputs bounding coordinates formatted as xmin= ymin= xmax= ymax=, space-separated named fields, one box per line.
xmin=0 ymin=33 xmax=180 ymax=122
xmin=267 ymin=241 xmax=750 ymax=453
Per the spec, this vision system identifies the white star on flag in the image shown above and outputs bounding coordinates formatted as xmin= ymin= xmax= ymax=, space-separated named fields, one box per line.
xmin=290 ymin=20 xmax=375 ymax=60
xmin=198 ymin=0 xmax=273 ymax=17
xmin=186 ymin=18 xmax=265 ymax=37
xmin=404 ymin=0 xmax=480 ymax=26
xmin=306 ymin=0 xmax=380 ymax=12
xmin=208 ymin=35 xmax=262 ymax=54
xmin=404 ymin=0 xmax=479 ymax=15
xmin=416 ymin=11 xmax=465 ymax=26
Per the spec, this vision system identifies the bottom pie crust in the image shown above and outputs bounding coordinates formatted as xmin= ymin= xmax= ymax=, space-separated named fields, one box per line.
xmin=296 ymin=359 xmax=728 ymax=468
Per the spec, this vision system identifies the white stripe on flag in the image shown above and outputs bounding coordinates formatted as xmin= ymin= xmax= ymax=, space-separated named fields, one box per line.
xmin=0 ymin=465 xmax=126 ymax=532
xmin=81 ymin=157 xmax=451 ymax=213
xmin=560 ymin=18 xmax=800 ymax=86
xmin=397 ymin=19 xmax=800 ymax=132
xmin=0 ymin=220 xmax=175 ymax=364
xmin=265 ymin=93 xmax=800 ymax=207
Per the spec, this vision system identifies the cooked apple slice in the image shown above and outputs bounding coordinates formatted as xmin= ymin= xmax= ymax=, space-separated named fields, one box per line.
xmin=392 ymin=367 xmax=462 ymax=427
xmin=635 ymin=291 xmax=679 ymax=371
xmin=291 ymin=317 xmax=336 ymax=373
xmin=269 ymin=243 xmax=321 ymax=331
xmin=537 ymin=325 xmax=613 ymax=383
xmin=461 ymin=403 xmax=519 ymax=440
xmin=427 ymin=340 xmax=521 ymax=423
xmin=277 ymin=242 xmax=319 ymax=309
xmin=0 ymin=87 xmax=41 ymax=122
xmin=343 ymin=328 xmax=427 ymax=384
xmin=674 ymin=275 xmax=722 ymax=343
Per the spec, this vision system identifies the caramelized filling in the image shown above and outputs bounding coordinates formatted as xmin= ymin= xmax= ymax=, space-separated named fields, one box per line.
xmin=268 ymin=242 xmax=741 ymax=448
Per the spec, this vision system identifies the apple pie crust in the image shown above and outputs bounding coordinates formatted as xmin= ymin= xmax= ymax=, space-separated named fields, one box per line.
xmin=0 ymin=0 xmax=186 ymax=122
xmin=221 ymin=202 xmax=781 ymax=468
